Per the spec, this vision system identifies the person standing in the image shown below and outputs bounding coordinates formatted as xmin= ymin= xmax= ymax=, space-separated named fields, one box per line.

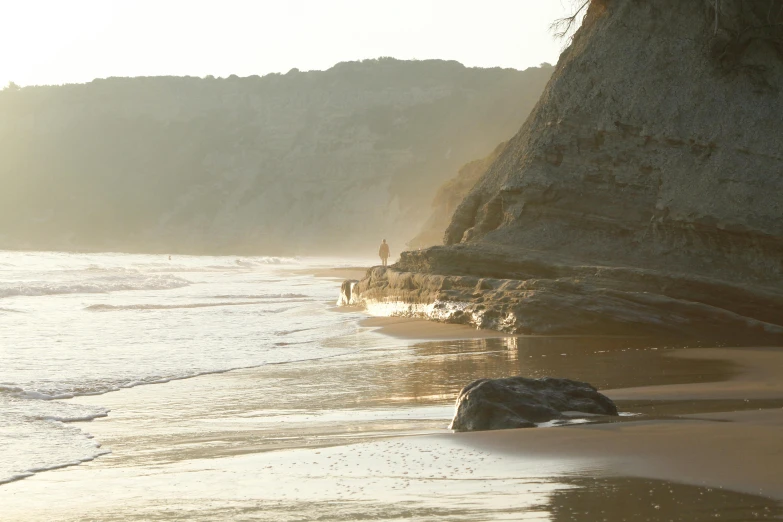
xmin=378 ymin=239 xmax=390 ymax=267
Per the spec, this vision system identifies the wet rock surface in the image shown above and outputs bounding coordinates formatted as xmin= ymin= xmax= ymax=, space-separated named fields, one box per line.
xmin=353 ymin=254 xmax=783 ymax=342
xmin=337 ymin=280 xmax=359 ymax=306
xmin=449 ymin=376 xmax=618 ymax=432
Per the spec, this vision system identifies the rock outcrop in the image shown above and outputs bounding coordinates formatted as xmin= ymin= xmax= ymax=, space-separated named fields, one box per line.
xmin=449 ymin=376 xmax=618 ymax=431
xmin=0 ymin=59 xmax=552 ymax=255
xmin=354 ymin=2 xmax=783 ymax=341
xmin=337 ymin=279 xmax=359 ymax=306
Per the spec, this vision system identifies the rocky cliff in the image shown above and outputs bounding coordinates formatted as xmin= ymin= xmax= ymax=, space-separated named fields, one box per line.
xmin=355 ymin=1 xmax=783 ymax=341
xmin=0 ymin=59 xmax=552 ymax=254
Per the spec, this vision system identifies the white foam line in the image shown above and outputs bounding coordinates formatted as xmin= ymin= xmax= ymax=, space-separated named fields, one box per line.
xmin=211 ymin=293 xmax=310 ymax=299
xmin=1 ymin=319 xmax=369 ymax=487
xmin=85 ymin=301 xmax=269 ymax=311
xmin=0 ymin=450 xmax=112 ymax=486
xmin=39 ymin=412 xmax=109 ymax=423
xmin=0 ymin=473 xmax=34 ymax=485
xmin=18 ymin=390 xmax=75 ymax=400
xmin=0 ymin=276 xmax=192 ymax=299
xmin=3 ymin=350 xmax=365 ymax=403
xmin=0 ymin=410 xmax=115 ymax=486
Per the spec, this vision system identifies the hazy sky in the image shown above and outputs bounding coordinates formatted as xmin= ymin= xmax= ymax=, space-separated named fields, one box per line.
xmin=1 ymin=1 xmax=580 ymax=87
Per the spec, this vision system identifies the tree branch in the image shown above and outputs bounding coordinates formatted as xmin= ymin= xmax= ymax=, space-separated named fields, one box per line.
xmin=551 ymin=0 xmax=592 ymax=40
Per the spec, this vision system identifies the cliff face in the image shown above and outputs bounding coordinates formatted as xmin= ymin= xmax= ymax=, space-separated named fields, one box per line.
xmin=0 ymin=59 xmax=552 ymax=254
xmin=407 ymin=142 xmax=506 ymax=250
xmin=356 ymin=1 xmax=783 ymax=341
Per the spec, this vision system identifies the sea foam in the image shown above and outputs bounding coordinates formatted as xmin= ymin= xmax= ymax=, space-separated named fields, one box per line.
xmin=0 ymin=274 xmax=191 ymax=299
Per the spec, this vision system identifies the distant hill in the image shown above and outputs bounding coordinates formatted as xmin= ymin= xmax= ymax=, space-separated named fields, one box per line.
xmin=408 ymin=141 xmax=506 ymax=250
xmin=0 ymin=58 xmax=553 ymax=255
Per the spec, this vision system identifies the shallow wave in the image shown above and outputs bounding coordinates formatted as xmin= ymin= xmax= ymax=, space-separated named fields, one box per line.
xmin=0 ymin=385 xmax=80 ymax=401
xmin=84 ymin=265 xmax=139 ymax=273
xmin=0 ymin=451 xmax=111 ymax=486
xmin=211 ymin=293 xmax=310 ymax=299
xmin=199 ymin=257 xmax=299 ymax=271
xmin=0 ymin=348 xmax=359 ymax=404
xmin=236 ymin=257 xmax=298 ymax=266
xmin=0 ymin=274 xmax=191 ymax=299
xmin=0 ymin=395 xmax=111 ymax=486
xmin=275 ymin=327 xmax=316 ymax=336
xmin=267 ymin=306 xmax=297 ymax=314
xmin=85 ymin=301 xmax=266 ymax=311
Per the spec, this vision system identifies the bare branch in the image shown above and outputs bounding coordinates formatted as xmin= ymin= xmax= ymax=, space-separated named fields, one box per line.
xmin=551 ymin=0 xmax=592 ymax=40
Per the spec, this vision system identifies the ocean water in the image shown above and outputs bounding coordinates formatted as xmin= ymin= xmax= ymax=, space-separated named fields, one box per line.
xmin=0 ymin=250 xmax=370 ymax=484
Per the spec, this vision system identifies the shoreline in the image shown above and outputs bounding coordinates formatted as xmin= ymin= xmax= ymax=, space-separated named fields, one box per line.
xmin=288 ymin=266 xmax=371 ymax=281
xmin=358 ymin=316 xmax=509 ymax=340
xmin=2 ymin=289 xmax=783 ymax=519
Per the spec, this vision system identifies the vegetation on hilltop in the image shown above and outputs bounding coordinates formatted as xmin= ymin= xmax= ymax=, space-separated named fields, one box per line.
xmin=0 ymin=59 xmax=553 ymax=254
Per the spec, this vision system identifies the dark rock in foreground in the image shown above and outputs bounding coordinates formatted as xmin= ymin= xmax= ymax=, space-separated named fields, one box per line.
xmin=449 ymin=376 xmax=618 ymax=432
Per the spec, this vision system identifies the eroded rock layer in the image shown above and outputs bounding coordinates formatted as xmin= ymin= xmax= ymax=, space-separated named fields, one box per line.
xmin=355 ymin=1 xmax=783 ymax=341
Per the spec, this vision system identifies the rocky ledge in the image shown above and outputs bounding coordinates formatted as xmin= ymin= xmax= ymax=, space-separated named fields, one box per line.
xmin=352 ymin=244 xmax=783 ymax=341
xmin=449 ymin=376 xmax=618 ymax=432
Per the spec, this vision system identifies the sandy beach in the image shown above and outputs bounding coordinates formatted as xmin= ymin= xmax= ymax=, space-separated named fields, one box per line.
xmin=2 ymin=300 xmax=782 ymax=521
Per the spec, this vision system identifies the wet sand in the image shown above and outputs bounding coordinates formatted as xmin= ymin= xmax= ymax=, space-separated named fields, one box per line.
xmin=289 ymin=266 xmax=370 ymax=280
xmin=446 ymin=345 xmax=783 ymax=501
xmin=360 ymin=316 xmax=507 ymax=340
xmin=452 ymin=408 xmax=783 ymax=500
xmin=609 ymin=347 xmax=783 ymax=400
xmin=1 ymin=318 xmax=782 ymax=520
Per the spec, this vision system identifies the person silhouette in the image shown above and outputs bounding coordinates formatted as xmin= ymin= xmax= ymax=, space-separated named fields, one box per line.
xmin=378 ymin=239 xmax=390 ymax=267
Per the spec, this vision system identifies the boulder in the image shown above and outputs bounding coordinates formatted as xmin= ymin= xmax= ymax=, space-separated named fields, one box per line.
xmin=449 ymin=376 xmax=618 ymax=432
xmin=337 ymin=279 xmax=359 ymax=306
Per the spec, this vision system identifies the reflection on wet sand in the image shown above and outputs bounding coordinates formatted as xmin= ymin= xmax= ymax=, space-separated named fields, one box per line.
xmin=549 ymin=476 xmax=783 ymax=521
xmin=2 ymin=328 xmax=782 ymax=521
xmin=397 ymin=336 xmax=735 ymax=403
xmin=53 ymin=335 xmax=745 ymax=467
xmin=616 ymin=398 xmax=783 ymax=417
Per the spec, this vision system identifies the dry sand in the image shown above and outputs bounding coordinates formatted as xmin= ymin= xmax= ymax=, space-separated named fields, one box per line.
xmin=1 ymin=317 xmax=782 ymax=520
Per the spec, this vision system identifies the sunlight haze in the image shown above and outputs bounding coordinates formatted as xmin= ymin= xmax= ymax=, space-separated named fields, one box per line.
xmin=3 ymin=1 xmax=783 ymax=519
xmin=1 ymin=0 xmax=576 ymax=86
